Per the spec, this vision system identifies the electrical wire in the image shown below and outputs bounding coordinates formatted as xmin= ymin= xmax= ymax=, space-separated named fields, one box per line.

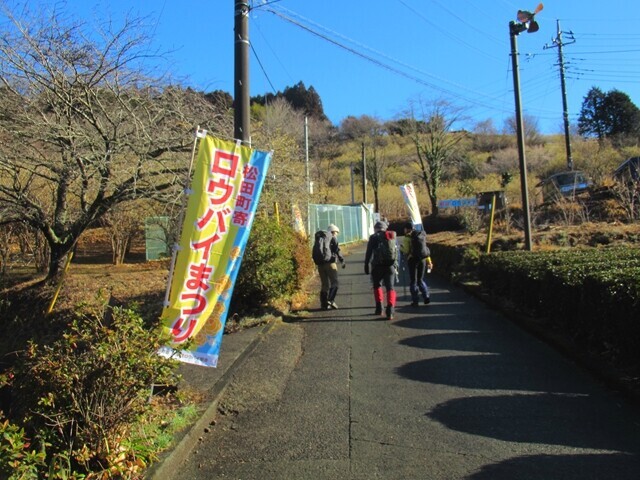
xmin=396 ymin=0 xmax=504 ymax=62
xmin=429 ymin=0 xmax=504 ymax=45
xmin=250 ymin=42 xmax=278 ymax=94
xmin=251 ymin=3 xmax=639 ymax=129
xmin=252 ymin=15 xmax=294 ymax=83
xmin=250 ymin=0 xmax=285 ymax=10
xmin=263 ymin=5 xmax=516 ymax=114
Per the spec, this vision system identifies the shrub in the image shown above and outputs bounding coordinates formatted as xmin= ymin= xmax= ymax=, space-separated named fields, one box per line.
xmin=289 ymin=229 xmax=316 ymax=291
xmin=0 ymin=412 xmax=47 ymax=480
xmin=10 ymin=303 xmax=178 ymax=477
xmin=231 ymin=216 xmax=306 ymax=313
xmin=457 ymin=208 xmax=484 ymax=235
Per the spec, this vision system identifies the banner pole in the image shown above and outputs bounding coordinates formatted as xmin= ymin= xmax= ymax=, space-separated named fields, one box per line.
xmin=163 ymin=127 xmax=206 ymax=307
xmin=485 ymin=193 xmax=497 ymax=254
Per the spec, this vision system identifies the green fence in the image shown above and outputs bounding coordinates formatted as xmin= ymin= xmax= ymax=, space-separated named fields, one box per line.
xmin=308 ymin=203 xmax=375 ymax=245
xmin=145 ymin=216 xmax=170 ymax=261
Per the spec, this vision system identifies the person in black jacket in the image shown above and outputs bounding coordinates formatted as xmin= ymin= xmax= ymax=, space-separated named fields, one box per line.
xmin=364 ymin=221 xmax=397 ymax=319
xmin=400 ymin=222 xmax=433 ymax=306
xmin=319 ymin=224 xmax=345 ymax=310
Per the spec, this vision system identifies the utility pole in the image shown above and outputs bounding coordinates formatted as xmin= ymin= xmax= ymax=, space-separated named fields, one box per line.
xmin=509 ymin=20 xmax=533 ymax=251
xmin=545 ymin=20 xmax=575 ymax=171
xmin=234 ymin=1 xmax=250 ymax=145
xmin=350 ymin=163 xmax=355 ymax=204
xmin=304 ymin=117 xmax=311 ymax=194
xmin=361 ymin=143 xmax=368 ymax=205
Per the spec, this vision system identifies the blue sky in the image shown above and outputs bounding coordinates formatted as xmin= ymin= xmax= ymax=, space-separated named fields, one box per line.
xmin=6 ymin=1 xmax=640 ymax=134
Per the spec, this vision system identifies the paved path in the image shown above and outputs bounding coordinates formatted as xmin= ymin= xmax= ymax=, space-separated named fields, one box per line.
xmin=158 ymin=243 xmax=640 ymax=479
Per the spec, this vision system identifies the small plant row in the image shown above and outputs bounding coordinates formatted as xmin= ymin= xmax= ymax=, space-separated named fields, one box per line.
xmin=477 ymin=247 xmax=640 ymax=368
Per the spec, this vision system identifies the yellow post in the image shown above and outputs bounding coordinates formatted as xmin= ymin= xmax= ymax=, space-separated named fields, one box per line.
xmin=274 ymin=202 xmax=280 ymax=225
xmin=46 ymin=251 xmax=74 ymax=316
xmin=485 ymin=193 xmax=497 ymax=253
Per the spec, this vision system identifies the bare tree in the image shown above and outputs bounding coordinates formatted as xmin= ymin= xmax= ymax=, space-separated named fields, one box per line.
xmin=404 ymin=98 xmax=467 ymax=216
xmin=362 ymin=120 xmax=395 ymax=214
xmin=252 ymin=98 xmax=310 ymax=217
xmin=612 ymin=180 xmax=640 ymax=222
xmin=503 ymin=113 xmax=545 ymax=147
xmin=101 ymin=203 xmax=148 ymax=265
xmin=339 ymin=114 xmax=382 ymax=140
xmin=336 ymin=115 xmax=397 ymax=211
xmin=308 ymin=119 xmax=342 ymax=203
xmin=0 ymin=7 xmax=231 ymax=280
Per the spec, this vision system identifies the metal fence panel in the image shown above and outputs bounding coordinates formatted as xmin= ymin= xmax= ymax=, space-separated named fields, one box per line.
xmin=308 ymin=204 xmax=374 ymax=245
xmin=145 ymin=216 xmax=170 ymax=261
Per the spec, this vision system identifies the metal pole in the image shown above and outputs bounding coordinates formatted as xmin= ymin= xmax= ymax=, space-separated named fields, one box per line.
xmin=361 ymin=142 xmax=368 ymax=205
xmin=509 ymin=21 xmax=533 ymax=251
xmin=304 ymin=116 xmax=310 ymax=194
xmin=485 ymin=193 xmax=496 ymax=254
xmin=350 ymin=162 xmax=355 ymax=204
xmin=556 ymin=20 xmax=573 ymax=171
xmin=234 ymin=1 xmax=250 ymax=145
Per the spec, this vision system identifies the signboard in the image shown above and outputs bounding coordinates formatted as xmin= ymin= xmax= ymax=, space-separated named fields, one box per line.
xmin=438 ymin=198 xmax=478 ymax=209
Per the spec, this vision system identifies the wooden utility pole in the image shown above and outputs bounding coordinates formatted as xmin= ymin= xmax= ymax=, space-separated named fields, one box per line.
xmin=545 ymin=20 xmax=575 ymax=171
xmin=234 ymin=1 xmax=250 ymax=144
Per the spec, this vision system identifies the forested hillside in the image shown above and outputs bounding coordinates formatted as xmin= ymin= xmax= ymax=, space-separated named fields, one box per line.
xmin=242 ymin=82 xmax=640 ymax=227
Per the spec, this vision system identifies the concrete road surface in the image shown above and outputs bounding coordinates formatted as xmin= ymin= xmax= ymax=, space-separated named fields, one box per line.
xmin=163 ymin=243 xmax=640 ymax=480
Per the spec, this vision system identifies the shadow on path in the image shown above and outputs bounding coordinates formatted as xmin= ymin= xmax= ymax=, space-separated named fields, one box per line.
xmin=468 ymin=453 xmax=640 ymax=480
xmin=427 ymin=393 xmax=640 ymax=452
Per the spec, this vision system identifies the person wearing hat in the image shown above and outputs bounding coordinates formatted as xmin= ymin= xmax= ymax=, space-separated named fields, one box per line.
xmin=364 ymin=220 xmax=398 ymax=319
xmin=319 ymin=224 xmax=345 ymax=310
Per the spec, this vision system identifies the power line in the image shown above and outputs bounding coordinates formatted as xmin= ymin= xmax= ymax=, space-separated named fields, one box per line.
xmin=250 ymin=0 xmax=285 ymax=9
xmin=564 ymin=48 xmax=640 ymax=55
xmin=252 ymin=17 xmax=295 ymax=83
xmin=250 ymin=42 xmax=277 ymax=94
xmin=430 ymin=0 xmax=504 ymax=45
xmin=263 ymin=5 xmax=515 ymax=114
xmin=396 ymin=0 xmax=504 ymax=62
xmin=566 ymin=75 xmax=640 ymax=84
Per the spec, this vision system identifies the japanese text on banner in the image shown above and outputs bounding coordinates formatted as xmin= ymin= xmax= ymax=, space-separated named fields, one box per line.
xmin=159 ymin=135 xmax=272 ymax=367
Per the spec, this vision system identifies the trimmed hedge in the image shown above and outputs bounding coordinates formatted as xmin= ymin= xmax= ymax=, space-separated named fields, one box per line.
xmin=477 ymin=247 xmax=640 ymax=367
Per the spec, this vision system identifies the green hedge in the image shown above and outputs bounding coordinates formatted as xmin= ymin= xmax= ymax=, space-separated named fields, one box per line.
xmin=477 ymin=247 xmax=640 ymax=366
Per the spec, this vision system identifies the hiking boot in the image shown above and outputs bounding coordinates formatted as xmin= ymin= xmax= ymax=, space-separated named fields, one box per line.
xmin=329 ymin=301 xmax=338 ymax=310
xmin=410 ymin=301 xmax=419 ymax=307
xmin=374 ymin=302 xmax=382 ymax=315
xmin=424 ymin=297 xmax=431 ymax=305
xmin=320 ymin=292 xmax=329 ymax=310
xmin=385 ymin=305 xmax=394 ymax=320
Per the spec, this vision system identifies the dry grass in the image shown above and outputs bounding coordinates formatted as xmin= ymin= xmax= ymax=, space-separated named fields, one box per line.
xmin=3 ymin=222 xmax=639 ymax=323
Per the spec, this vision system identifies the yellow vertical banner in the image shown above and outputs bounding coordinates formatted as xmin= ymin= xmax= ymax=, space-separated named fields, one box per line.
xmin=159 ymin=135 xmax=272 ymax=367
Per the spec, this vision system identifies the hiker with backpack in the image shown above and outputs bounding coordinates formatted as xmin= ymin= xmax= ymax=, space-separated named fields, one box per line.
xmin=312 ymin=224 xmax=345 ymax=310
xmin=400 ymin=222 xmax=433 ymax=306
xmin=364 ymin=220 xmax=398 ymax=320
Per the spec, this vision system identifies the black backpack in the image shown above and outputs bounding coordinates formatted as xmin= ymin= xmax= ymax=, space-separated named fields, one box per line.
xmin=411 ymin=230 xmax=430 ymax=259
xmin=372 ymin=230 xmax=398 ymax=266
xmin=312 ymin=230 xmax=333 ymax=265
